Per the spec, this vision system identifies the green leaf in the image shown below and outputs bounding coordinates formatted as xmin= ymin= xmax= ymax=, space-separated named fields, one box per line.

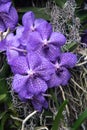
xmin=50 ymin=89 xmax=59 ymax=109
xmin=81 ymin=24 xmax=87 ymax=31
xmin=0 ymin=109 xmax=18 ymax=130
xmin=0 ymin=79 xmax=11 ymax=106
xmin=54 ymin=0 xmax=67 ymax=8
xmin=0 ymin=113 xmax=10 ymax=130
xmin=71 ymin=109 xmax=87 ymax=130
xmin=62 ymin=42 xmax=78 ymax=52
xmin=0 ymin=112 xmax=7 ymax=120
xmin=75 ymin=0 xmax=84 ymax=6
xmin=76 ymin=10 xmax=87 ymax=23
xmin=51 ymin=100 xmax=68 ymax=130
xmin=0 ymin=94 xmax=7 ymax=102
xmin=0 ymin=79 xmax=8 ymax=94
xmin=0 ymin=62 xmax=11 ymax=79
xmin=18 ymin=7 xmax=50 ymax=20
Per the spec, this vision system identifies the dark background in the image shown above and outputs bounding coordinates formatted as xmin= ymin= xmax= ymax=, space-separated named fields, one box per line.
xmin=13 ymin=0 xmax=47 ymax=7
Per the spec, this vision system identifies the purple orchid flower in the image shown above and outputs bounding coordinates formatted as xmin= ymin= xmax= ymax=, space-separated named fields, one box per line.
xmin=48 ymin=52 xmax=77 ymax=87
xmin=27 ymin=25 xmax=66 ymax=61
xmin=19 ymin=11 xmax=47 ymax=45
xmin=10 ymin=53 xmax=54 ymax=111
xmin=0 ymin=26 xmax=27 ymax=63
xmin=22 ymin=11 xmax=46 ymax=32
xmin=0 ymin=35 xmax=26 ymax=64
xmin=0 ymin=1 xmax=18 ymax=31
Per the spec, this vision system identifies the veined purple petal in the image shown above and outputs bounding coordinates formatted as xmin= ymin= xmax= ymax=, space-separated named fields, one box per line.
xmin=36 ymin=21 xmax=52 ymax=40
xmin=19 ymin=27 xmax=30 ymax=46
xmin=27 ymin=31 xmax=42 ymax=51
xmin=9 ymin=56 xmax=29 ymax=74
xmin=6 ymin=49 xmax=19 ymax=63
xmin=34 ymin=18 xmax=46 ymax=29
xmin=12 ymin=74 xmax=29 ymax=93
xmin=7 ymin=6 xmax=18 ymax=29
xmin=1 ymin=0 xmax=11 ymax=3
xmin=6 ymin=33 xmax=20 ymax=47
xmin=32 ymin=94 xmax=48 ymax=111
xmin=35 ymin=56 xmax=55 ymax=81
xmin=48 ymin=73 xmax=62 ymax=88
xmin=0 ymin=40 xmax=6 ymax=51
xmin=16 ymin=26 xmax=24 ymax=38
xmin=60 ymin=52 xmax=77 ymax=68
xmin=59 ymin=67 xmax=71 ymax=86
xmin=15 ymin=26 xmax=25 ymax=47
xmin=18 ymin=90 xmax=33 ymax=101
xmin=48 ymin=67 xmax=71 ymax=87
xmin=6 ymin=33 xmax=14 ymax=41
xmin=22 ymin=11 xmax=35 ymax=28
xmin=49 ymin=32 xmax=66 ymax=46
xmin=0 ymin=18 xmax=5 ymax=31
xmin=28 ymin=77 xmax=48 ymax=95
xmin=27 ymin=52 xmax=42 ymax=70
xmin=42 ymin=44 xmax=61 ymax=62
xmin=0 ymin=2 xmax=11 ymax=13
xmin=2 ymin=6 xmax=18 ymax=31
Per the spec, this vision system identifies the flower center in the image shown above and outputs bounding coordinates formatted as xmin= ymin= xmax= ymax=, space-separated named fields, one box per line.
xmin=55 ymin=62 xmax=63 ymax=76
xmin=27 ymin=69 xmax=35 ymax=76
xmin=43 ymin=39 xmax=48 ymax=45
xmin=55 ymin=62 xmax=60 ymax=69
xmin=31 ymin=26 xmax=35 ymax=31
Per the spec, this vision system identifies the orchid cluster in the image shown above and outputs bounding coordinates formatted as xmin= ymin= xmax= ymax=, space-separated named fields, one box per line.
xmin=0 ymin=4 xmax=77 ymax=111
